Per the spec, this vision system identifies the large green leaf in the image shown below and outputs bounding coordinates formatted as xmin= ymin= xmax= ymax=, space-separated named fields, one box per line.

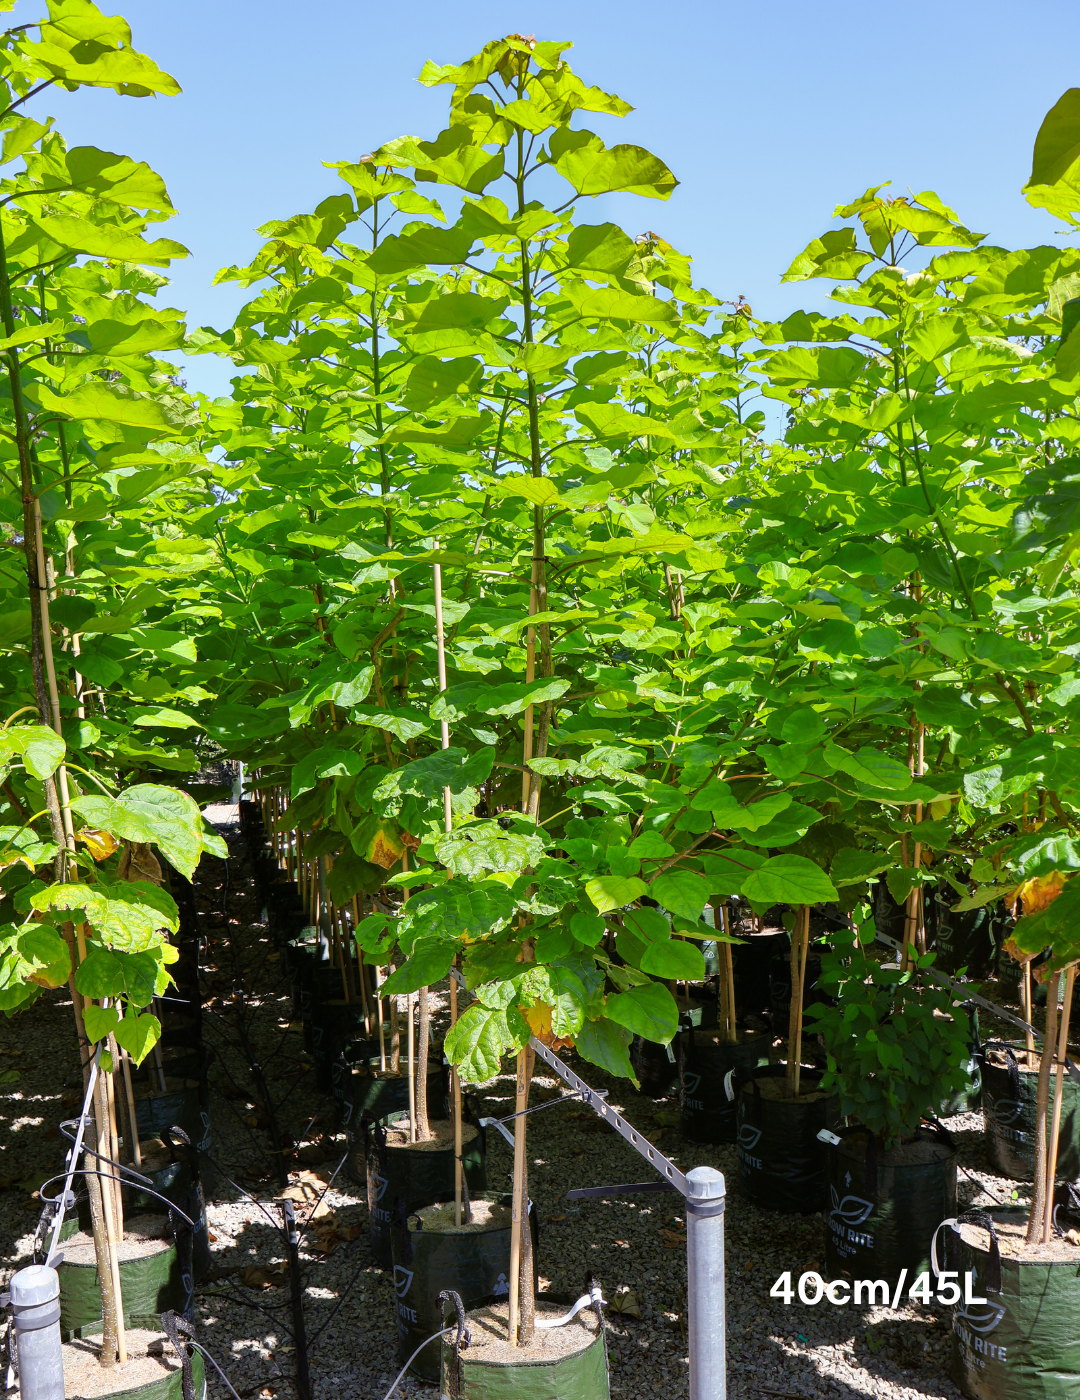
xmin=444 ymin=1001 xmax=530 ymax=1083
xmin=574 ymin=1017 xmax=635 ymax=1081
xmin=585 ymin=875 xmax=647 ymax=913
xmin=650 ymin=869 xmax=708 ymax=920
xmin=603 ymin=983 xmax=679 ymax=1044
xmin=379 ymin=935 xmax=457 ymax=996
xmin=740 ymin=856 xmax=838 ymax=906
xmin=639 ymin=937 xmax=706 ymax=981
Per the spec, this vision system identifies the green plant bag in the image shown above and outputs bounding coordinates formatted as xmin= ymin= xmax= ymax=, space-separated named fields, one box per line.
xmin=341 ymin=1066 xmax=447 ymax=1182
xmin=441 ymin=1325 xmax=609 ymax=1400
xmin=101 ymin=1344 xmax=205 ymax=1400
xmin=825 ymin=1123 xmax=957 ymax=1290
xmin=937 ymin=1006 xmax=983 ymax=1118
xmin=391 ymin=1193 xmax=539 ymax=1382
xmin=736 ymin=1066 xmax=840 ymax=1213
xmin=982 ymin=1044 xmax=1080 ymax=1181
xmin=944 ymin=1207 xmax=1080 ymax=1400
xmin=58 ymin=1238 xmax=184 ymax=1340
xmin=365 ymin=1114 xmax=487 ymax=1267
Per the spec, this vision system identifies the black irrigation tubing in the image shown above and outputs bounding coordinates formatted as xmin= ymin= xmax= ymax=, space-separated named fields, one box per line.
xmin=305 ymin=1247 xmax=376 ymax=1353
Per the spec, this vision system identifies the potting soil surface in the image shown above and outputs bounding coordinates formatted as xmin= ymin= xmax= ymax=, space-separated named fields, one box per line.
xmin=462 ymin=1300 xmax=601 ymax=1364
xmin=412 ymin=1197 xmax=509 ymax=1231
xmin=0 ymin=803 xmax=1062 ymax=1400
xmin=384 ymin=1118 xmax=477 ymax=1150
xmin=41 ymin=1329 xmax=187 ymax=1399
xmin=60 ymin=1214 xmax=172 ymax=1264
xmin=958 ymin=1214 xmax=1080 ymax=1262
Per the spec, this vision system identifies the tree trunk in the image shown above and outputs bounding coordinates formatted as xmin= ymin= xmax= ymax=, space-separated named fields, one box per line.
xmin=84 ymin=1117 xmax=119 ymax=1366
xmin=416 ymin=985 xmax=430 ymax=1140
xmin=1027 ymin=971 xmax=1061 ymax=1245
xmin=786 ymin=907 xmax=809 ymax=1097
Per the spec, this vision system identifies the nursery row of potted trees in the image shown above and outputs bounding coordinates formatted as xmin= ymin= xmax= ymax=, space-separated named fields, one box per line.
xmin=3 ymin=9 xmax=1080 ymax=1396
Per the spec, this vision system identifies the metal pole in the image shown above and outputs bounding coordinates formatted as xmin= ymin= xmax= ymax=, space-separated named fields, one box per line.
xmin=686 ymin=1166 xmax=726 ymax=1400
xmin=8 ymin=1265 xmax=64 ymax=1400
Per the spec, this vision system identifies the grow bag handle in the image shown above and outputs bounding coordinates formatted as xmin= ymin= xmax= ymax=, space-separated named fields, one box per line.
xmin=161 ymin=1309 xmax=197 ymax=1400
xmin=931 ymin=1210 xmax=1002 ymax=1296
xmin=980 ymin=1041 xmax=1023 ymax=1098
xmin=438 ymin=1289 xmax=470 ymax=1400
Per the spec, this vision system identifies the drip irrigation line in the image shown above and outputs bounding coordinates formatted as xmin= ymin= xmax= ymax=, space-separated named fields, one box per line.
xmin=190 ymin=1340 xmax=246 ymax=1400
xmin=296 ymin=1150 xmax=349 ymax=1236
xmin=304 ymin=1247 xmax=376 ymax=1352
xmin=38 ymin=1168 xmax=196 ymax=1231
xmin=489 ymin=1090 xmax=589 ymax=1125
xmin=198 ymin=1149 xmax=289 ymax=1239
xmin=198 ymin=1287 xmax=297 ymax=1330
xmin=200 ymin=822 xmax=315 ymax=1400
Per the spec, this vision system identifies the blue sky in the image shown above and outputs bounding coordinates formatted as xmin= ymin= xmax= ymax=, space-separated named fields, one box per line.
xmin=26 ymin=0 xmax=1080 ymax=400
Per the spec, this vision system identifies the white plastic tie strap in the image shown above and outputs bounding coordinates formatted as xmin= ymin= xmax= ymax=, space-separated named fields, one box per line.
xmin=535 ymin=1288 xmax=606 ymax=1329
xmin=723 ymin=1070 xmax=735 ymax=1102
xmin=478 ymin=1116 xmax=516 ymax=1149
xmin=930 ymin=1217 xmax=958 ymax=1279
xmin=817 ymin=1129 xmax=842 ymax=1147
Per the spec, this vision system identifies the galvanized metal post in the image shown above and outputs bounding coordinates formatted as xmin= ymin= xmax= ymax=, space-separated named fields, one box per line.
xmin=686 ymin=1166 xmax=726 ymax=1400
xmin=9 ymin=1265 xmax=64 ymax=1400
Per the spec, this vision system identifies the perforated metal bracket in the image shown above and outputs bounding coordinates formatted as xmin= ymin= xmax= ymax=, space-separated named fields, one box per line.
xmin=529 ymin=1037 xmax=690 ymax=1197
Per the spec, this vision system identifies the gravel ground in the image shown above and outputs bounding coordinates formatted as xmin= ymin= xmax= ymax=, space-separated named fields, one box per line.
xmin=0 ymin=815 xmax=1041 ymax=1400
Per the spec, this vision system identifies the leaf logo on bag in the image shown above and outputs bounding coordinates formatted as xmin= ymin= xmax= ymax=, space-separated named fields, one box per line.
xmin=987 ymin=1096 xmax=1022 ymax=1126
xmin=955 ymin=1300 xmax=1006 ymax=1336
xmin=682 ymin=1071 xmax=701 ymax=1095
xmin=393 ymin=1266 xmax=414 ymax=1299
xmin=738 ymin=1124 xmax=762 ymax=1150
xmin=373 ymin=1173 xmax=389 ymax=1202
xmin=829 ymin=1184 xmax=874 ymax=1226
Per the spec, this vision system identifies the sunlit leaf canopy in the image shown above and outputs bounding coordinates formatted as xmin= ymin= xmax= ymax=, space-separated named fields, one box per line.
xmin=3 ymin=15 xmax=1080 ymax=1087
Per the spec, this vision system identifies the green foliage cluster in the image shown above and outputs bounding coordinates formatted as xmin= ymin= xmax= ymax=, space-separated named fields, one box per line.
xmin=4 ymin=17 xmax=1080 ymax=1108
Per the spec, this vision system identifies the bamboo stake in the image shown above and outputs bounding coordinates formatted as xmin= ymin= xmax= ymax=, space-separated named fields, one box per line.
xmin=1023 ymin=962 xmax=1037 ymax=1067
xmin=1044 ymin=966 xmax=1076 ymax=1243
xmin=507 ymin=1046 xmax=531 ymax=1345
xmin=351 ymin=897 xmax=372 ymax=1034
xmin=94 ymin=1066 xmax=126 ymax=1364
xmin=434 ymin=549 xmax=456 ymax=1162
xmin=119 ymin=1046 xmax=141 ymax=1168
xmin=375 ymin=963 xmax=387 ymax=1071
xmin=104 ymin=1059 xmax=123 ymax=1240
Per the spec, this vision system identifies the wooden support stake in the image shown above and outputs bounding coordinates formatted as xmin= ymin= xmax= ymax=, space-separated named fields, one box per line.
xmin=507 ymin=1046 xmax=531 ymax=1345
xmin=119 ymin=1046 xmax=141 ymax=1168
xmin=1045 ymin=965 xmax=1077 ymax=1243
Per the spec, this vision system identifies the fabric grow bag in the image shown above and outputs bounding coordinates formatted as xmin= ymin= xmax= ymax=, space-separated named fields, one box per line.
xmin=942 ymin=1206 xmax=1080 ymax=1400
xmin=365 ymin=1114 xmax=487 ymax=1267
xmin=630 ymin=1036 xmax=678 ymax=1098
xmin=58 ymin=1338 xmax=206 ymax=1400
xmin=933 ymin=893 xmax=1002 ymax=978
xmin=341 ymin=1064 xmax=448 ymax=1182
xmin=982 ymin=1045 xmax=1080 ymax=1182
xmin=310 ymin=998 xmax=367 ymax=1091
xmin=938 ymin=1006 xmax=983 ymax=1118
xmin=441 ymin=1304 xmax=609 ymax=1400
xmin=679 ymin=1028 xmax=771 ymax=1144
xmin=390 ymin=1193 xmax=539 ymax=1382
xmin=736 ymin=1066 xmax=840 ymax=1213
xmin=58 ymin=1220 xmax=185 ymax=1340
xmin=825 ymin=1123 xmax=957 ymax=1290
